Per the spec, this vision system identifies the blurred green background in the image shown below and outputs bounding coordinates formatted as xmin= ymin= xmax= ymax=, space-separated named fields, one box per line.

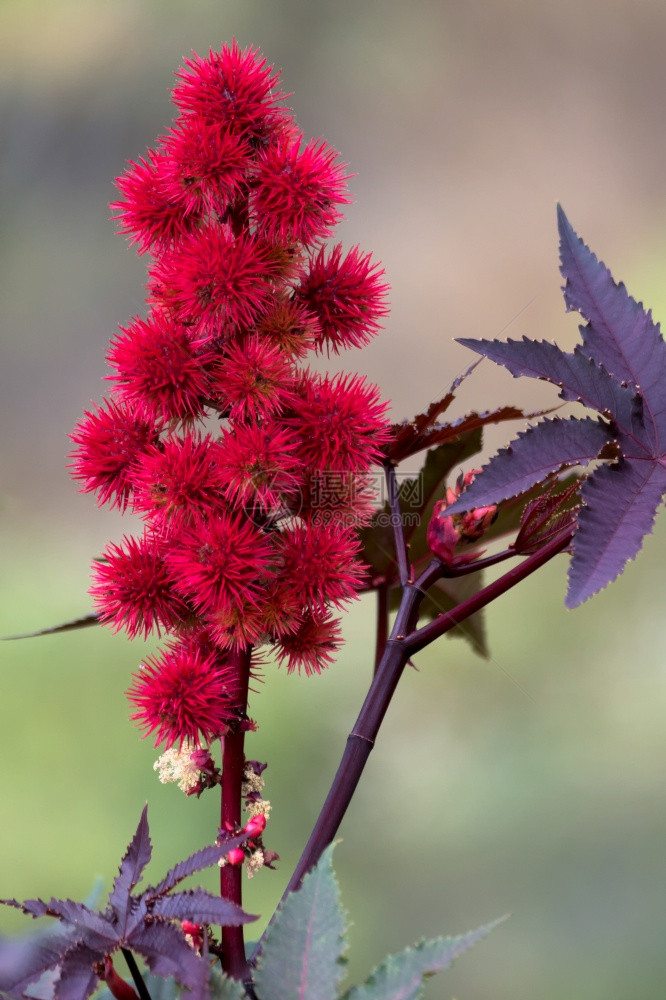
xmin=1 ymin=2 xmax=665 ymax=998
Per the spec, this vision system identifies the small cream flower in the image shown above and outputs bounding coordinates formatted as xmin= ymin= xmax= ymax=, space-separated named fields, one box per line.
xmin=153 ymin=740 xmax=201 ymax=793
xmin=245 ymin=848 xmax=265 ymax=879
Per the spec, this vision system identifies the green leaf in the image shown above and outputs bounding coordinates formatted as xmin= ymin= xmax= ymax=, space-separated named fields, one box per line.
xmin=341 ymin=916 xmax=506 ymax=1000
xmin=209 ymin=965 xmax=250 ymax=999
xmin=415 ymin=573 xmax=488 ymax=658
xmin=254 ymin=844 xmax=347 ymax=1000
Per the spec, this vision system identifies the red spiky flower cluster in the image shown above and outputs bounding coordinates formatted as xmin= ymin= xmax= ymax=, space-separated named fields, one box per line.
xmin=69 ymin=42 xmax=390 ymax=749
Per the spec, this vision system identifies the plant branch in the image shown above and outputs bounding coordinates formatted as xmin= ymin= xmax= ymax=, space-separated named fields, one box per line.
xmin=384 ymin=459 xmax=411 ymax=585
xmin=250 ymin=577 xmax=426 ymax=965
xmin=439 ymin=545 xmax=521 ymax=576
xmin=374 ymin=581 xmax=389 ymax=672
xmin=404 ymin=528 xmax=572 ymax=655
xmin=251 ymin=527 xmax=572 ymax=970
xmin=121 ymin=949 xmax=152 ymax=1000
xmin=220 ymin=647 xmax=253 ymax=982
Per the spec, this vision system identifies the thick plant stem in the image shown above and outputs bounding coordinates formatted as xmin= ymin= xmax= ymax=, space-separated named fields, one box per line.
xmin=250 ymin=574 xmax=429 ymax=965
xmin=220 ymin=647 xmax=253 ymax=982
xmin=251 ymin=529 xmax=572 ymax=964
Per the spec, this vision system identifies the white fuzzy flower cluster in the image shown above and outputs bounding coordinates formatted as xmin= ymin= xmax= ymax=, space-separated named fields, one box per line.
xmin=241 ymin=768 xmax=265 ymax=797
xmin=153 ymin=741 xmax=201 ymax=793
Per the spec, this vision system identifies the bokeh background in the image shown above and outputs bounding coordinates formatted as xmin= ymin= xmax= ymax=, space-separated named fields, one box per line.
xmin=2 ymin=2 xmax=665 ymax=998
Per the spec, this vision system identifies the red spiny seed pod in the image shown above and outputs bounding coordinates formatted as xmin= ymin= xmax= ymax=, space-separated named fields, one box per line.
xmin=71 ymin=42 xmax=392 ymax=751
xmin=90 ymin=532 xmax=189 ymax=638
xmin=251 ymin=134 xmax=350 ymax=245
xmin=106 ymin=311 xmax=214 ymax=425
xmin=128 ymin=639 xmax=239 ymax=749
xmin=295 ymin=243 xmax=389 ymax=353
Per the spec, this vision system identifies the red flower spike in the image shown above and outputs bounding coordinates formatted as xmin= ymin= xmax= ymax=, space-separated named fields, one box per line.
xmin=127 ymin=639 xmax=239 ymax=749
xmin=277 ymin=520 xmax=365 ymax=610
xmin=148 ymin=223 xmax=279 ymax=338
xmin=167 ymin=513 xmax=275 ymax=617
xmin=69 ymin=398 xmax=158 ymax=510
xmin=132 ymin=435 xmax=226 ymax=531
xmin=287 ymin=371 xmax=391 ymax=472
xmin=73 ymin=42 xmax=394 ymax=695
xmin=217 ymin=421 xmax=302 ymax=512
xmin=107 ymin=311 xmax=213 ymax=425
xmin=209 ymin=336 xmax=297 ymax=422
xmin=276 ymin=608 xmax=343 ymax=675
xmin=112 ymin=150 xmax=199 ymax=255
xmin=159 ymin=117 xmax=251 ymax=217
xmin=252 ymin=134 xmax=350 ymax=245
xmin=226 ymin=847 xmax=245 ymax=866
xmin=90 ymin=533 xmax=188 ymax=639
xmin=296 ymin=244 xmax=389 ymax=353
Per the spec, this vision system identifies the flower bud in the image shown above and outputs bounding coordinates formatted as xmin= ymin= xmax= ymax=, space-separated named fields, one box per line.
xmin=244 ymin=813 xmax=267 ymax=836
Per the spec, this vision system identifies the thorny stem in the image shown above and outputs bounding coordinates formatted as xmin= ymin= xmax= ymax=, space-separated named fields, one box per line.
xmin=250 ymin=526 xmax=573 ymax=966
xmin=121 ymin=949 xmax=151 ymax=1000
xmin=220 ymin=647 xmax=253 ymax=982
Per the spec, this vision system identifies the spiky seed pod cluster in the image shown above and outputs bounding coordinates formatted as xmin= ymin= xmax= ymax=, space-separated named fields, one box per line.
xmin=69 ymin=42 xmax=391 ymax=749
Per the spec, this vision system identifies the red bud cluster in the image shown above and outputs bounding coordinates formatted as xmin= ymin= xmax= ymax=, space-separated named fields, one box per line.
xmin=426 ymin=470 xmax=497 ymax=567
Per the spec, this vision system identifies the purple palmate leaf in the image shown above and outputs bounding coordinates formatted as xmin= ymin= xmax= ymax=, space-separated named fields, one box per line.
xmin=108 ymin=803 xmax=152 ymax=929
xmin=55 ymin=943 xmax=100 ymax=1000
xmin=567 ymin=460 xmax=666 ymax=607
xmin=445 ymin=416 xmax=611 ymax=508
xmin=455 ymin=337 xmax=641 ymax=438
xmin=558 ymin=204 xmax=666 ymax=439
xmin=0 ymin=807 xmax=256 ymax=1000
xmin=147 ymin=833 xmax=250 ymax=897
xmin=151 ymin=888 xmax=251 ymax=926
xmin=449 ymin=208 xmax=666 ymax=606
